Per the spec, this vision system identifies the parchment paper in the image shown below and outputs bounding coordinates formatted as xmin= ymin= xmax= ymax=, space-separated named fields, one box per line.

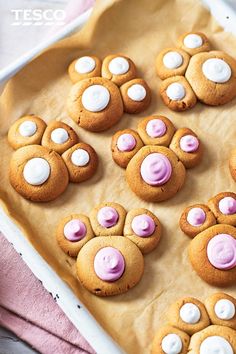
xmin=0 ymin=1 xmax=236 ymax=353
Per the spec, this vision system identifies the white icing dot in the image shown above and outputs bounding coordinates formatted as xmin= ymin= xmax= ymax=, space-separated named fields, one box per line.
xmin=127 ymin=84 xmax=146 ymax=101
xmin=75 ymin=56 xmax=96 ymax=74
xmin=23 ymin=158 xmax=50 ymax=186
xmin=180 ymin=303 xmax=201 ymax=324
xmin=163 ymin=51 xmax=183 ymax=69
xmin=108 ymin=57 xmax=129 ymax=75
xmin=200 ymin=336 xmax=233 ymax=354
xmin=71 ymin=149 xmax=90 ymax=167
xmin=184 ymin=34 xmax=203 ymax=49
xmin=82 ymin=85 xmax=110 ymax=112
xmin=161 ymin=334 xmax=182 ymax=354
xmin=202 ymin=58 xmax=231 ymax=83
xmin=214 ymin=299 xmax=235 ymax=320
xmin=51 ymin=128 xmax=69 ymax=144
xmin=19 ymin=121 xmax=37 ymax=137
xmin=166 ymin=82 xmax=186 ymax=101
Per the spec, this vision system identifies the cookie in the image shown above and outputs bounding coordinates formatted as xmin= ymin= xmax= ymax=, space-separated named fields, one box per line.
xmin=90 ymin=202 xmax=126 ymax=236
xmin=120 ymin=78 xmax=151 ymax=114
xmin=179 ymin=203 xmax=216 ymax=238
xmin=9 ymin=145 xmax=69 ymax=202
xmin=76 ymin=236 xmax=144 ymax=296
xmin=169 ymin=128 xmax=203 ymax=168
xmin=177 ymin=32 xmax=210 ymax=56
xmin=156 ymin=47 xmax=190 ymax=80
xmin=56 ymin=214 xmax=94 ymax=257
xmin=126 ymin=145 xmax=186 ymax=202
xmin=123 ymin=208 xmax=161 ymax=254
xmin=185 ymin=51 xmax=236 ymax=105
xmin=101 ymin=54 xmax=137 ymax=86
xmin=205 ymin=293 xmax=236 ymax=330
xmin=167 ymin=297 xmax=210 ymax=336
xmin=62 ymin=142 xmax=98 ymax=183
xmin=68 ymin=56 xmax=102 ymax=83
xmin=208 ymin=192 xmax=236 ymax=226
xmin=67 ymin=77 xmax=124 ymax=132
xmin=137 ymin=115 xmax=176 ymax=147
xmin=151 ymin=325 xmax=190 ymax=354
xmin=8 ymin=115 xmax=47 ymax=150
xmin=189 ymin=224 xmax=236 ymax=287
xmin=229 ymin=148 xmax=236 ymax=182
xmin=41 ymin=121 xmax=78 ymax=155
xmin=159 ymin=76 xmax=197 ymax=111
xmin=111 ymin=129 xmax=144 ymax=168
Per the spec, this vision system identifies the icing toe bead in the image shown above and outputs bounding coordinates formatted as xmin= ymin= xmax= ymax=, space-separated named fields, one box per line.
xmin=219 ymin=197 xmax=236 ymax=215
xmin=117 ymin=133 xmax=136 ymax=152
xmin=108 ymin=57 xmax=129 ymax=75
xmin=68 ymin=55 xmax=101 ymax=83
xmin=187 ymin=207 xmax=206 ymax=227
xmin=127 ymin=84 xmax=147 ymax=101
xmin=120 ymin=78 xmax=151 ymax=114
xmin=97 ymin=207 xmax=119 ymax=228
xmin=214 ymin=299 xmax=236 ymax=320
xmin=19 ymin=120 xmax=37 ymax=137
xmin=184 ymin=34 xmax=203 ymax=49
xmin=180 ymin=135 xmax=199 ymax=153
xmin=101 ymin=54 xmax=137 ymax=86
xmin=163 ymin=51 xmax=183 ymax=69
xmin=131 ymin=214 xmax=155 ymax=237
xmin=166 ymin=82 xmax=186 ymax=101
xmin=75 ymin=56 xmax=96 ymax=74
xmin=51 ymin=128 xmax=69 ymax=144
xmin=64 ymin=219 xmax=87 ymax=241
xmin=71 ymin=149 xmax=90 ymax=166
xmin=146 ymin=119 xmax=167 ymax=138
xmin=180 ymin=303 xmax=201 ymax=324
xmin=94 ymin=246 xmax=125 ymax=282
xmin=161 ymin=334 xmax=182 ymax=354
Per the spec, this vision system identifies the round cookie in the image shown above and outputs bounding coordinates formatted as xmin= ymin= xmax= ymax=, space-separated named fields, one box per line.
xmin=229 ymin=148 xmax=236 ymax=182
xmin=167 ymin=297 xmax=210 ymax=336
xmin=90 ymin=202 xmax=126 ymax=236
xmin=179 ymin=204 xmax=216 ymax=238
xmin=137 ymin=115 xmax=176 ymax=147
xmin=151 ymin=325 xmax=190 ymax=354
xmin=177 ymin=32 xmax=210 ymax=56
xmin=205 ymin=293 xmax=236 ymax=330
xmin=111 ymin=129 xmax=144 ymax=168
xmin=185 ymin=51 xmax=236 ymax=106
xmin=68 ymin=55 xmax=102 ymax=84
xmin=8 ymin=115 xmax=47 ymax=150
xmin=159 ymin=76 xmax=197 ymax=111
xmin=156 ymin=47 xmax=190 ymax=80
xmin=62 ymin=142 xmax=98 ymax=183
xmin=9 ymin=145 xmax=69 ymax=202
xmin=126 ymin=145 xmax=186 ymax=202
xmin=56 ymin=214 xmax=94 ymax=257
xmin=67 ymin=77 xmax=124 ymax=132
xmin=169 ymin=128 xmax=203 ymax=168
xmin=208 ymin=192 xmax=236 ymax=226
xmin=123 ymin=208 xmax=161 ymax=254
xmin=120 ymin=78 xmax=151 ymax=114
xmin=101 ymin=54 xmax=137 ymax=86
xmin=76 ymin=236 xmax=144 ymax=296
xmin=41 ymin=121 xmax=78 ymax=155
xmin=189 ymin=224 xmax=236 ymax=287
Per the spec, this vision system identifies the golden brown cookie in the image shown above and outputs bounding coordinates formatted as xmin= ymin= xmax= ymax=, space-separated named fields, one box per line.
xmin=229 ymin=148 xmax=236 ymax=182
xmin=123 ymin=208 xmax=161 ymax=254
xmin=185 ymin=51 xmax=236 ymax=106
xmin=101 ymin=54 xmax=137 ymax=86
xmin=159 ymin=76 xmax=197 ymax=111
xmin=151 ymin=325 xmax=190 ymax=354
xmin=67 ymin=77 xmax=124 ymax=132
xmin=208 ymin=192 xmax=236 ymax=226
xmin=68 ymin=56 xmax=102 ymax=83
xmin=90 ymin=202 xmax=126 ymax=236
xmin=189 ymin=224 xmax=236 ymax=287
xmin=205 ymin=293 xmax=236 ymax=330
xmin=169 ymin=128 xmax=203 ymax=168
xmin=167 ymin=297 xmax=210 ymax=336
xmin=9 ymin=145 xmax=69 ymax=202
xmin=137 ymin=115 xmax=176 ymax=147
xmin=76 ymin=236 xmax=144 ymax=296
xmin=120 ymin=78 xmax=151 ymax=114
xmin=41 ymin=121 xmax=78 ymax=155
xmin=56 ymin=214 xmax=94 ymax=257
xmin=177 ymin=32 xmax=210 ymax=56
xmin=156 ymin=47 xmax=190 ymax=80
xmin=111 ymin=129 xmax=144 ymax=168
xmin=126 ymin=145 xmax=186 ymax=202
xmin=179 ymin=204 xmax=216 ymax=238
xmin=62 ymin=142 xmax=98 ymax=183
xmin=8 ymin=115 xmax=47 ymax=150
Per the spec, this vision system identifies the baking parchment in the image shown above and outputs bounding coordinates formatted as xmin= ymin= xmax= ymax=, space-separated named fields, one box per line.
xmin=0 ymin=0 xmax=236 ymax=353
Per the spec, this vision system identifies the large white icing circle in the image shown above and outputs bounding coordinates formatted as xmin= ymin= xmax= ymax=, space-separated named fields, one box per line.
xmin=51 ymin=128 xmax=69 ymax=144
xmin=23 ymin=158 xmax=50 ymax=186
xmin=200 ymin=336 xmax=233 ymax=354
xmin=82 ymin=85 xmax=110 ymax=112
xmin=214 ymin=299 xmax=235 ymax=320
xmin=163 ymin=51 xmax=183 ymax=69
xmin=180 ymin=303 xmax=201 ymax=324
xmin=19 ymin=121 xmax=37 ymax=137
xmin=108 ymin=57 xmax=129 ymax=75
xmin=184 ymin=34 xmax=203 ymax=48
xmin=202 ymin=58 xmax=231 ymax=83
xmin=71 ymin=148 xmax=90 ymax=167
xmin=127 ymin=84 xmax=146 ymax=101
xmin=161 ymin=333 xmax=182 ymax=354
xmin=75 ymin=56 xmax=96 ymax=74
xmin=166 ymin=82 xmax=186 ymax=101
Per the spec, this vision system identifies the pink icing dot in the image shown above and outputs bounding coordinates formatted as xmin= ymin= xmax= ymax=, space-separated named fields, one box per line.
xmin=97 ymin=207 xmax=119 ymax=228
xmin=146 ymin=119 xmax=167 ymax=138
xmin=117 ymin=133 xmax=136 ymax=152
xmin=219 ymin=197 xmax=236 ymax=215
xmin=207 ymin=234 xmax=236 ymax=270
xmin=94 ymin=247 xmax=125 ymax=282
xmin=64 ymin=219 xmax=87 ymax=242
xmin=187 ymin=207 xmax=206 ymax=227
xmin=180 ymin=135 xmax=199 ymax=153
xmin=131 ymin=214 xmax=156 ymax=237
xmin=140 ymin=153 xmax=172 ymax=186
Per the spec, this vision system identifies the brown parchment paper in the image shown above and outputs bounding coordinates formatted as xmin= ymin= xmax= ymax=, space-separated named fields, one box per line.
xmin=0 ymin=0 xmax=236 ymax=353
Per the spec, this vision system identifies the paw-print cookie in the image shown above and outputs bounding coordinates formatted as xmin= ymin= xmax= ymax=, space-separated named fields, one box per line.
xmin=229 ymin=148 xmax=236 ymax=182
xmin=67 ymin=54 xmax=151 ymax=132
xmin=111 ymin=115 xmax=203 ymax=202
xmin=55 ymin=202 xmax=162 ymax=296
xmin=8 ymin=116 xmax=98 ymax=202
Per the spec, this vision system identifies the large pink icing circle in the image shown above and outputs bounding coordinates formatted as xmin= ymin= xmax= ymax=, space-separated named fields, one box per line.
xmin=64 ymin=219 xmax=87 ymax=242
xmin=117 ymin=133 xmax=136 ymax=152
xmin=140 ymin=153 xmax=172 ymax=186
xmin=207 ymin=234 xmax=236 ymax=270
xmin=180 ymin=135 xmax=199 ymax=153
xmin=219 ymin=197 xmax=236 ymax=215
xmin=187 ymin=207 xmax=206 ymax=227
xmin=97 ymin=207 xmax=119 ymax=228
xmin=131 ymin=214 xmax=156 ymax=237
xmin=93 ymin=247 xmax=125 ymax=281
xmin=146 ymin=119 xmax=167 ymax=138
